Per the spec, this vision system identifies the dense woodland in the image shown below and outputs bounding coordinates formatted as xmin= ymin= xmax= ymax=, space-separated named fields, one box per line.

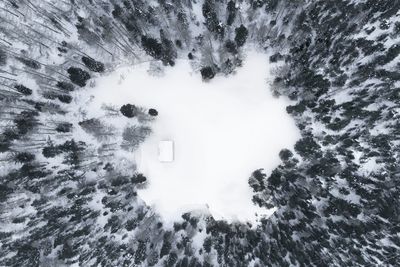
xmin=0 ymin=0 xmax=399 ymax=266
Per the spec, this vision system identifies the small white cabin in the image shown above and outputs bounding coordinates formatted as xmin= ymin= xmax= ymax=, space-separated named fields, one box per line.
xmin=158 ymin=140 xmax=174 ymax=162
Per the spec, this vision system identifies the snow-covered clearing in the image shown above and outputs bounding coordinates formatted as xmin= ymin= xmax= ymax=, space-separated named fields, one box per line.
xmin=91 ymin=50 xmax=300 ymax=225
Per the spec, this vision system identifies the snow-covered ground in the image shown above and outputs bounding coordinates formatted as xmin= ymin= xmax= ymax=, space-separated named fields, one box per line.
xmin=90 ymin=50 xmax=300 ymax=225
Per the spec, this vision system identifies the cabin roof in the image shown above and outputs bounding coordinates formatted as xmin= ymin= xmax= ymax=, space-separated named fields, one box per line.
xmin=158 ymin=140 xmax=174 ymax=162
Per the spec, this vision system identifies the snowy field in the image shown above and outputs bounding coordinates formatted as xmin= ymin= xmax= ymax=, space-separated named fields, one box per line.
xmin=91 ymin=51 xmax=300 ymax=225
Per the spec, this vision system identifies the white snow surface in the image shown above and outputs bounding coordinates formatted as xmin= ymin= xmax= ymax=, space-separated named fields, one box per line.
xmin=92 ymin=50 xmax=300 ymax=225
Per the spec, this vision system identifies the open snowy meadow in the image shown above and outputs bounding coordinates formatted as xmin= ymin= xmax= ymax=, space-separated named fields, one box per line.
xmin=89 ymin=51 xmax=300 ymax=224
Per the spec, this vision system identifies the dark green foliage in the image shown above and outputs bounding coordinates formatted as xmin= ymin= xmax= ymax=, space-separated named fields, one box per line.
xmin=14 ymin=84 xmax=32 ymax=95
xmin=56 ymin=123 xmax=73 ymax=133
xmin=14 ymin=152 xmax=35 ymax=163
xmin=148 ymin=108 xmax=158 ymax=116
xmin=269 ymin=53 xmax=283 ymax=63
xmin=8 ymin=245 xmax=40 ymax=267
xmin=125 ymin=219 xmax=137 ymax=231
xmin=290 ymin=68 xmax=330 ymax=98
xmin=234 ymin=25 xmax=248 ymax=47
xmin=134 ymin=241 xmax=147 ymax=264
xmin=1 ymin=128 xmax=19 ymax=143
xmin=307 ymin=152 xmax=340 ymax=177
xmin=42 ymin=139 xmax=86 ymax=166
xmin=120 ymin=104 xmax=138 ymax=118
xmin=42 ymin=142 xmax=62 ymax=158
xmin=249 ymin=169 xmax=266 ymax=192
xmin=141 ymin=32 xmax=177 ymax=66
xmin=294 ymin=136 xmax=321 ymax=158
xmin=59 ymin=140 xmax=86 ymax=167
xmin=160 ymin=239 xmax=171 ymax=258
xmin=13 ymin=111 xmax=39 ymax=135
xmin=110 ymin=176 xmax=130 ymax=187
xmin=57 ymin=94 xmax=72 ymax=104
xmin=268 ymin=168 xmax=283 ymax=187
xmin=166 ymin=252 xmax=178 ymax=267
xmin=202 ymin=0 xmax=224 ymax=36
xmin=0 ymin=49 xmax=7 ymax=66
xmin=203 ymin=237 xmax=212 ymax=253
xmin=250 ymin=0 xmax=267 ymax=9
xmin=265 ymin=0 xmax=279 ymax=11
xmin=225 ymin=40 xmax=237 ymax=54
xmin=279 ymin=149 xmax=293 ymax=161
xmin=160 ymin=30 xmax=177 ymax=66
xmin=82 ymin=56 xmax=105 ymax=72
xmin=0 ymin=185 xmax=13 ymax=202
xmin=132 ymin=173 xmax=147 ymax=184
xmin=286 ymin=101 xmax=307 ymax=115
xmin=200 ymin=66 xmax=215 ymax=80
xmin=56 ymin=81 xmax=75 ymax=91
xmin=67 ymin=67 xmax=91 ymax=87
xmin=59 ymin=242 xmax=75 ymax=260
xmin=16 ymin=57 xmax=41 ymax=69
xmin=206 ymin=219 xmax=231 ymax=235
xmin=141 ymin=35 xmax=163 ymax=60
xmin=226 ymin=1 xmax=237 ymax=25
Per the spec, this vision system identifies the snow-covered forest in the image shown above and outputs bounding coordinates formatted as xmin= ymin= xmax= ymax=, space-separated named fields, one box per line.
xmin=0 ymin=0 xmax=399 ymax=266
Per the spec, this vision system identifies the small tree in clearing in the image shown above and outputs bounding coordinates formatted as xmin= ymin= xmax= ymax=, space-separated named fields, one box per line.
xmin=200 ymin=66 xmax=215 ymax=80
xmin=121 ymin=125 xmax=152 ymax=151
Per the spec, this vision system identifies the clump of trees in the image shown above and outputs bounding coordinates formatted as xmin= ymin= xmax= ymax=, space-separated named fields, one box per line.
xmin=14 ymin=84 xmax=32 ymax=95
xmin=200 ymin=66 xmax=215 ymax=80
xmin=67 ymin=67 xmax=91 ymax=87
xmin=234 ymin=25 xmax=248 ymax=47
xmin=81 ymin=57 xmax=105 ymax=72
xmin=120 ymin=104 xmax=140 ymax=118
xmin=141 ymin=31 xmax=177 ymax=66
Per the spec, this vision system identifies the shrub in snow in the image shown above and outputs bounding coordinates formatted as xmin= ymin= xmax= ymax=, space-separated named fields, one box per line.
xmin=81 ymin=56 xmax=105 ymax=73
xmin=110 ymin=176 xmax=130 ymax=187
xmin=67 ymin=67 xmax=91 ymax=87
xmin=279 ymin=149 xmax=293 ymax=161
xmin=16 ymin=57 xmax=41 ymax=69
xmin=269 ymin=53 xmax=284 ymax=63
xmin=248 ymin=169 xmax=266 ymax=193
xmin=120 ymin=104 xmax=139 ymax=118
xmin=148 ymin=108 xmax=158 ymax=116
xmin=57 ymin=94 xmax=72 ymax=104
xmin=56 ymin=123 xmax=72 ymax=133
xmin=175 ymin=39 xmax=182 ymax=48
xmin=131 ymin=173 xmax=147 ymax=184
xmin=56 ymin=81 xmax=75 ymax=91
xmin=200 ymin=66 xmax=215 ymax=80
xmin=147 ymin=61 xmax=165 ymax=77
xmin=14 ymin=84 xmax=32 ymax=95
